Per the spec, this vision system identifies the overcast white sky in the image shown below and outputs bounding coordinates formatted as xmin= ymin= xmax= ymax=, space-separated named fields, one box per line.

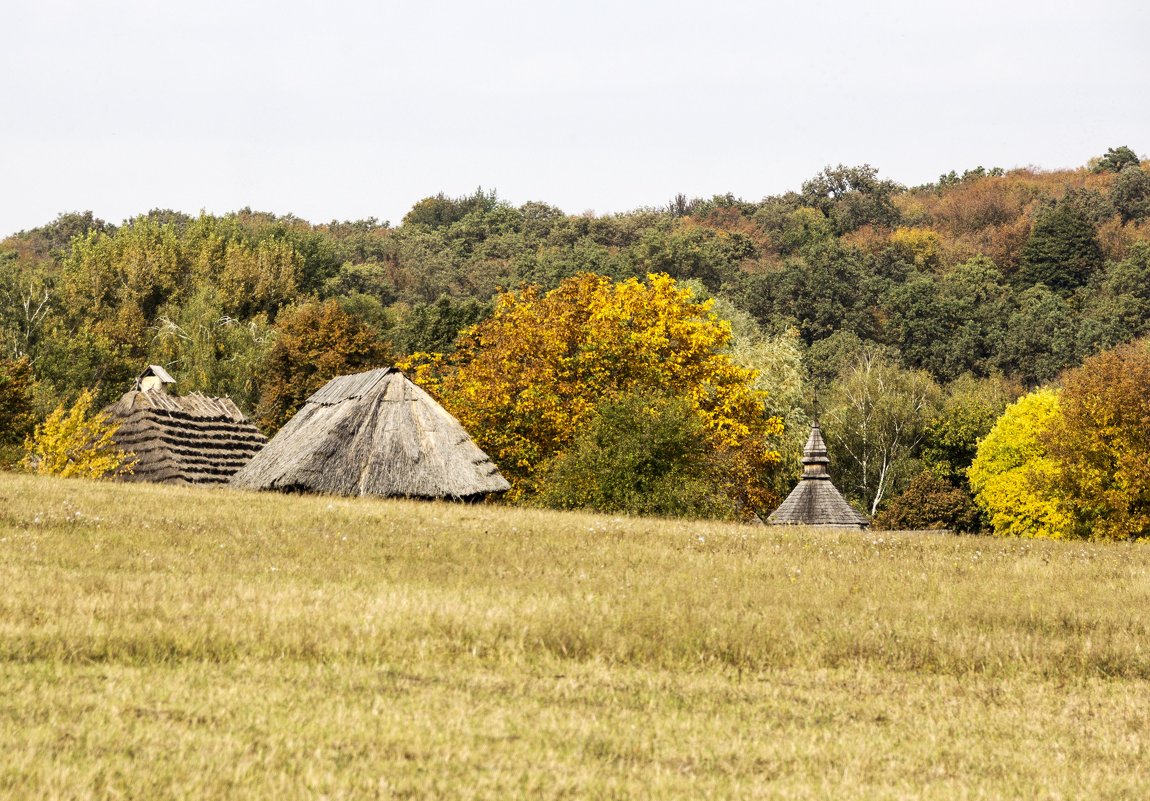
xmin=2 ymin=0 xmax=1147 ymax=236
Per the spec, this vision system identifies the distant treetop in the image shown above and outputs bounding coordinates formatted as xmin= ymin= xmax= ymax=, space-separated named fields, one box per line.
xmin=1092 ymin=146 xmax=1141 ymax=174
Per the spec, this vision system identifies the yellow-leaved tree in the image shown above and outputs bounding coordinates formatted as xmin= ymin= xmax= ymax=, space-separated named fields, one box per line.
xmin=967 ymin=387 xmax=1071 ymax=539
xmin=22 ymin=389 xmax=136 ymax=479
xmin=403 ymin=272 xmax=784 ymax=514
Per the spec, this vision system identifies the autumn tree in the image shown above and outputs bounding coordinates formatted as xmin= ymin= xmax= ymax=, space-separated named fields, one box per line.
xmin=1045 ymin=343 xmax=1150 ymax=539
xmin=968 ymin=388 xmax=1071 ymax=539
xmin=256 ymin=300 xmax=391 ymax=432
xmin=59 ymin=217 xmax=186 ymax=353
xmin=22 ymin=389 xmax=135 ymax=479
xmin=404 ymin=273 xmax=784 ymax=514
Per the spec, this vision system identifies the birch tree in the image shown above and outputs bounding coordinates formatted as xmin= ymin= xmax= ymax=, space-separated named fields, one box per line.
xmin=823 ymin=349 xmax=941 ymax=515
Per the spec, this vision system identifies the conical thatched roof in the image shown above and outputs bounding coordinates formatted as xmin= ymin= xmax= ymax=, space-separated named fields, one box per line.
xmin=767 ymin=423 xmax=869 ymax=528
xmin=105 ymin=386 xmax=267 ymax=485
xmin=230 ymin=367 xmax=511 ymax=499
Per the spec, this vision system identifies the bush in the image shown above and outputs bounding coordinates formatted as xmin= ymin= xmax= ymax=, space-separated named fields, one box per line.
xmin=872 ymin=471 xmax=982 ymax=533
xmin=535 ymin=392 xmax=738 ymax=520
xmin=22 ymin=389 xmax=135 ymax=479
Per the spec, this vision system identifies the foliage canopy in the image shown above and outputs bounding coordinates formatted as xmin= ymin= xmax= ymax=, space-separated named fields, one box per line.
xmin=404 ymin=273 xmax=784 ymax=514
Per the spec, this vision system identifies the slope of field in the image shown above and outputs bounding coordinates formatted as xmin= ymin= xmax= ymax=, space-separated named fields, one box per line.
xmin=1 ymin=472 xmax=1147 ymax=799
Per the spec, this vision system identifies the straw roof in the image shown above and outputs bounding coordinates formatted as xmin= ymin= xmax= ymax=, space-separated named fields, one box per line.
xmin=767 ymin=423 xmax=869 ymax=528
xmin=230 ymin=367 xmax=511 ymax=499
xmin=105 ymin=388 xmax=267 ymax=485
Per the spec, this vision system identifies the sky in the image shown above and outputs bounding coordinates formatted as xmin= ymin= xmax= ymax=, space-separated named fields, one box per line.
xmin=2 ymin=0 xmax=1148 ymax=237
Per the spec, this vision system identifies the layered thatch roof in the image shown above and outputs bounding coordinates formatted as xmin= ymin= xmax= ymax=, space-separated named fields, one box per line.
xmin=767 ymin=423 xmax=869 ymax=529
xmin=105 ymin=376 xmax=267 ymax=485
xmin=230 ymin=367 xmax=510 ymax=499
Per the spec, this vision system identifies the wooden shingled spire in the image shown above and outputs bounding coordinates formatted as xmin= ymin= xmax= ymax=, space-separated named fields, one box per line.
xmin=766 ymin=422 xmax=869 ymax=529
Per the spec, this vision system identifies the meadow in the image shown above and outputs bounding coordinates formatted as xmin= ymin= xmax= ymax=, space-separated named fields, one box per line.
xmin=1 ymin=471 xmax=1147 ymax=799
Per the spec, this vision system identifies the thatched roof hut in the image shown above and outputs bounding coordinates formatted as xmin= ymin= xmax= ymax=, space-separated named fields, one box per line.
xmin=104 ymin=366 xmax=267 ymax=485
xmin=230 ymin=367 xmax=511 ymax=500
xmin=767 ymin=422 xmax=869 ymax=528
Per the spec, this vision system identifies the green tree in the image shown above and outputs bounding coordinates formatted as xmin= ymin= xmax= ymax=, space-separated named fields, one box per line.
xmin=633 ymin=220 xmax=755 ymax=292
xmin=823 ymin=349 xmax=942 ymax=515
xmin=1016 ymin=200 xmax=1103 ymax=292
xmin=765 ymin=242 xmax=878 ymax=343
xmin=920 ymin=373 xmax=1020 ymax=484
xmin=778 ymin=207 xmax=834 ymax=253
xmin=148 ymin=287 xmax=275 ymax=413
xmin=391 ymin=295 xmax=492 ymax=355
xmin=402 ymin=189 xmax=500 ymax=229
xmin=535 ymin=392 xmax=738 ymax=519
xmin=996 ymin=285 xmax=1079 ymax=387
xmin=1078 ymin=241 xmax=1150 ymax=351
xmin=1092 ymin=145 xmax=1140 ymax=173
xmin=800 ymin=164 xmax=902 ymax=234
xmin=1109 ymin=165 xmax=1150 ymax=223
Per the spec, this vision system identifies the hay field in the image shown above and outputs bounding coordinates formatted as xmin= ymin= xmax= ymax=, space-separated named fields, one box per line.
xmin=1 ymin=472 xmax=1147 ymax=799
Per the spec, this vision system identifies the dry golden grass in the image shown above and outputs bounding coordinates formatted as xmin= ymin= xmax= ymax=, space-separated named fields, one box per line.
xmin=1 ymin=471 xmax=1148 ymax=799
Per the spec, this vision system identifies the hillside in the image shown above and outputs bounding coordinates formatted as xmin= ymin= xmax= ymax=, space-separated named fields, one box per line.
xmin=1 ymin=472 xmax=1147 ymax=798
xmin=3 ymin=149 xmax=1150 ymax=525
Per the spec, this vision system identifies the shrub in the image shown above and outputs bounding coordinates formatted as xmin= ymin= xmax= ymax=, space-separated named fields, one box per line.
xmin=22 ymin=389 xmax=135 ymax=479
xmin=872 ymin=471 xmax=982 ymax=533
xmin=535 ymin=392 xmax=738 ymax=520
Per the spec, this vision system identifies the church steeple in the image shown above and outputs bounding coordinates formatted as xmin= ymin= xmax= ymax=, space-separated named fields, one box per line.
xmin=766 ymin=422 xmax=869 ymax=529
xmin=800 ymin=421 xmax=831 ymax=479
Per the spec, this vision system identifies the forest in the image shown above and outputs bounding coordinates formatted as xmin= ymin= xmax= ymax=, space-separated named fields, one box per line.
xmin=3 ymin=145 xmax=1150 ymax=536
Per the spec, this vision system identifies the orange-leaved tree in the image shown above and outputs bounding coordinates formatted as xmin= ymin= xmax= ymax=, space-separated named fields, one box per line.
xmin=403 ymin=272 xmax=785 ymax=513
xmin=256 ymin=300 xmax=391 ymax=432
xmin=1046 ymin=342 xmax=1150 ymax=539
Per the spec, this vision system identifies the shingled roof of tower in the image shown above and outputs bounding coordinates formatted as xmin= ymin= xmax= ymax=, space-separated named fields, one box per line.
xmin=767 ymin=422 xmax=869 ymax=529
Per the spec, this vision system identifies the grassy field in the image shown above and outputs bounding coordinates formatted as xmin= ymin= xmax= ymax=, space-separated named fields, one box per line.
xmin=1 ymin=471 xmax=1148 ymax=799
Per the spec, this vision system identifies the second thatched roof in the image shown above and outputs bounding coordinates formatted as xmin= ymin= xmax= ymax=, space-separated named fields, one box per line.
xmin=230 ymin=367 xmax=510 ymax=499
xmin=104 ymin=384 xmax=267 ymax=485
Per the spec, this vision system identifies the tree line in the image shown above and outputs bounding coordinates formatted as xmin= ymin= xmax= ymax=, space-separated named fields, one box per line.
xmin=2 ymin=146 xmax=1149 ymax=534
